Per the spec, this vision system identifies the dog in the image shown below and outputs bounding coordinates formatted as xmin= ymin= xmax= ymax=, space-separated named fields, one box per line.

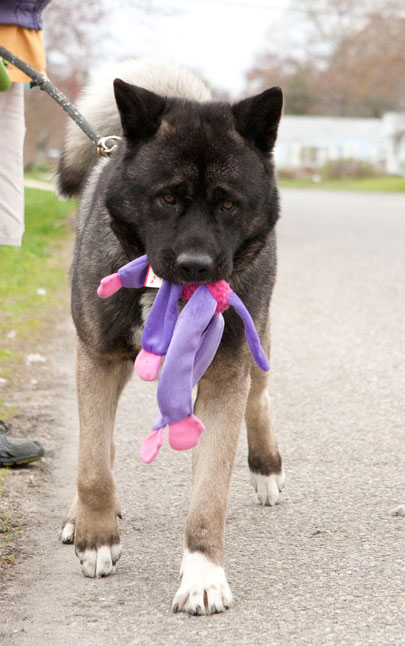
xmin=57 ymin=58 xmax=285 ymax=615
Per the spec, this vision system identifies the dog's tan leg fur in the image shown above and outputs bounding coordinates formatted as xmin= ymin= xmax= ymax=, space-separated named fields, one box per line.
xmin=60 ymin=338 xmax=132 ymax=576
xmin=245 ymin=328 xmax=284 ymax=506
xmin=173 ymin=353 xmax=250 ymax=615
xmin=246 ymin=364 xmax=282 ymax=474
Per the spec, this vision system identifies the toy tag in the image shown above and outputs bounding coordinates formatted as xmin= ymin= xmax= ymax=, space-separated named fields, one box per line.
xmin=144 ymin=265 xmax=163 ymax=288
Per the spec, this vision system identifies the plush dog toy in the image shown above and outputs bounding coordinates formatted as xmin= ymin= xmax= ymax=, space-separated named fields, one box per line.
xmin=98 ymin=255 xmax=269 ymax=463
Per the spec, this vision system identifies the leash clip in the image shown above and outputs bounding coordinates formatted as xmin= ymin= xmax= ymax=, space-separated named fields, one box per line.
xmin=96 ymin=135 xmax=121 ymax=157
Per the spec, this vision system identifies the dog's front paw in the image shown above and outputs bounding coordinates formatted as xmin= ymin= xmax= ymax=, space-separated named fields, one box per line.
xmin=172 ymin=549 xmax=233 ymax=615
xmin=74 ymin=505 xmax=122 ymax=578
xmin=251 ymin=469 xmax=285 ymax=506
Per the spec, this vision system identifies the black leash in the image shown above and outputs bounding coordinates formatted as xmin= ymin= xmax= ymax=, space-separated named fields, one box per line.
xmin=0 ymin=45 xmax=120 ymax=157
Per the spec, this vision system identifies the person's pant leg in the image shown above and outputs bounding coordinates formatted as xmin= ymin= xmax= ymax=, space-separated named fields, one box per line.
xmin=0 ymin=83 xmax=25 ymax=247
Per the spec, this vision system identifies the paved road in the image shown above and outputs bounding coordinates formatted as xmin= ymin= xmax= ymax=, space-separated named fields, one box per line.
xmin=1 ymin=190 xmax=404 ymax=645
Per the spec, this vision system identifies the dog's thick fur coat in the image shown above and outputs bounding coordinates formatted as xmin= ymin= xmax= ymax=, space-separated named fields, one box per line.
xmin=58 ymin=58 xmax=284 ymax=615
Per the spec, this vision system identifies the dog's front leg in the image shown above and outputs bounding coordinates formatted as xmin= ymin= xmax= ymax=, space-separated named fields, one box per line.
xmin=173 ymin=354 xmax=250 ymax=615
xmin=72 ymin=339 xmax=132 ymax=578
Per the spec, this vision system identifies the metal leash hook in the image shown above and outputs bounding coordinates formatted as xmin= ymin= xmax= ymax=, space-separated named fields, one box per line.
xmin=0 ymin=44 xmax=121 ymax=157
xmin=96 ymin=136 xmax=121 ymax=157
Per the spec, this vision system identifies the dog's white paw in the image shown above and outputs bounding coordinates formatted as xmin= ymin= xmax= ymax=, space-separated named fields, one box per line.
xmin=172 ymin=549 xmax=233 ymax=615
xmin=251 ymin=469 xmax=285 ymax=506
xmin=59 ymin=520 xmax=75 ymax=544
xmin=75 ymin=543 xmax=122 ymax=578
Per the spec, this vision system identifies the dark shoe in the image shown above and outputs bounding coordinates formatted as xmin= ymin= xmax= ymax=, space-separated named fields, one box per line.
xmin=0 ymin=420 xmax=45 ymax=467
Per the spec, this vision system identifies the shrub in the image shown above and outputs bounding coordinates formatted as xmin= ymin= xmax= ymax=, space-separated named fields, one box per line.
xmin=321 ymin=158 xmax=379 ymax=180
xmin=277 ymin=167 xmax=315 ymax=180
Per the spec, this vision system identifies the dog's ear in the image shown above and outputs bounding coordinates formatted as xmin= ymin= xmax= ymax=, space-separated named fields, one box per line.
xmin=232 ymin=87 xmax=283 ymax=153
xmin=114 ymin=79 xmax=166 ymax=142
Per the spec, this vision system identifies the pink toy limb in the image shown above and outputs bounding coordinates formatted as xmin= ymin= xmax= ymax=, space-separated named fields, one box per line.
xmin=140 ymin=427 xmax=164 ymax=463
xmin=97 ymin=273 xmax=123 ymax=298
xmin=135 ymin=349 xmax=162 ymax=381
xmin=168 ymin=414 xmax=205 ymax=451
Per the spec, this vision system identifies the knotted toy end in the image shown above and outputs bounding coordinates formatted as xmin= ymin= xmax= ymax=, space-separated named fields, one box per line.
xmin=168 ymin=415 xmax=205 ymax=451
xmin=135 ymin=349 xmax=162 ymax=381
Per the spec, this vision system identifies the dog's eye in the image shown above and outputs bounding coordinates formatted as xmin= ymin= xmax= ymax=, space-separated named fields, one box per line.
xmin=162 ymin=194 xmax=177 ymax=206
xmin=221 ymin=200 xmax=234 ymax=211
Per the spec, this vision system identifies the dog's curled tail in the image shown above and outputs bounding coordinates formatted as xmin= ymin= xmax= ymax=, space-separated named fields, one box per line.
xmin=56 ymin=58 xmax=212 ymax=198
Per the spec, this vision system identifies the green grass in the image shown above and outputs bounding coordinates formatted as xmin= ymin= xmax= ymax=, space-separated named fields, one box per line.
xmin=0 ymin=507 xmax=21 ymax=566
xmin=24 ymin=166 xmax=54 ymax=183
xmin=0 ymin=188 xmax=76 ymax=407
xmin=0 ymin=469 xmax=9 ymax=493
xmin=0 ymin=403 xmax=18 ymax=421
xmin=0 ymin=510 xmax=19 ymax=539
xmin=278 ymin=176 xmax=405 ymax=192
xmin=0 ymin=189 xmax=74 ymax=328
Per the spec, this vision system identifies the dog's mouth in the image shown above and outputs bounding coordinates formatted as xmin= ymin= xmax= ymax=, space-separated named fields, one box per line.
xmin=151 ymin=249 xmax=230 ymax=285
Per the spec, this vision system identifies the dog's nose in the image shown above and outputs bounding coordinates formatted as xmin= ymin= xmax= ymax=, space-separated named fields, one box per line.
xmin=176 ymin=251 xmax=214 ymax=281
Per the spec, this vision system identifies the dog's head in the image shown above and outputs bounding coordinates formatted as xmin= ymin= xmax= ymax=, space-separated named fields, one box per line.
xmin=105 ymin=79 xmax=283 ymax=284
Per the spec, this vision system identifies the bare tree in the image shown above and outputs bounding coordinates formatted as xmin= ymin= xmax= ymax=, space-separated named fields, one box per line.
xmin=43 ymin=0 xmax=180 ymax=90
xmin=318 ymin=10 xmax=405 ymax=116
xmin=42 ymin=0 xmax=111 ymax=94
xmin=246 ymin=0 xmax=405 ymax=116
xmin=246 ymin=54 xmax=322 ymax=115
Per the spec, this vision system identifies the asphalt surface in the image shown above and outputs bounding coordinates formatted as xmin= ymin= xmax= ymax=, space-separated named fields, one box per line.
xmin=1 ymin=189 xmax=404 ymax=645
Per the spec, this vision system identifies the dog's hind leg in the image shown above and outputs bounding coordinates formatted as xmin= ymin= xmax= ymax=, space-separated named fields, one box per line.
xmin=172 ymin=354 xmax=250 ymax=615
xmin=245 ymin=333 xmax=284 ymax=506
xmin=60 ymin=338 xmax=132 ymax=577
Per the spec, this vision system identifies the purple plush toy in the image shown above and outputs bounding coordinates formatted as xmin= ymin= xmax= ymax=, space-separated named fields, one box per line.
xmin=97 ymin=255 xmax=269 ymax=463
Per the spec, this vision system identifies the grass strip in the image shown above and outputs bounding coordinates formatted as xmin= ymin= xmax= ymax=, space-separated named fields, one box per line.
xmin=0 ymin=188 xmax=76 ymax=414
xmin=278 ymin=176 xmax=405 ymax=192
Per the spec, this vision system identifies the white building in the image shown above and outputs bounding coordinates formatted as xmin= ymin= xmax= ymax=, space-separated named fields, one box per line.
xmin=274 ymin=113 xmax=405 ymax=175
xmin=381 ymin=113 xmax=405 ymax=175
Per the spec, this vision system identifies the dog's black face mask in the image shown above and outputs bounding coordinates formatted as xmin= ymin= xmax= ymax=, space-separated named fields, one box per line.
xmin=105 ymin=80 xmax=283 ymax=284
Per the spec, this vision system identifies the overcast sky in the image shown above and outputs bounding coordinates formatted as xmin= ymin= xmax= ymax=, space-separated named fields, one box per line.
xmin=106 ymin=0 xmax=295 ymax=98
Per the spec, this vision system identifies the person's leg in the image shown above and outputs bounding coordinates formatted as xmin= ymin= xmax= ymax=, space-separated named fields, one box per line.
xmin=0 ymin=84 xmax=44 ymax=466
xmin=0 ymin=83 xmax=25 ymax=247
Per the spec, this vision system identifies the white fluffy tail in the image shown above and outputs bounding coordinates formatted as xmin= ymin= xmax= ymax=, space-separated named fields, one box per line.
xmin=57 ymin=58 xmax=212 ymax=197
